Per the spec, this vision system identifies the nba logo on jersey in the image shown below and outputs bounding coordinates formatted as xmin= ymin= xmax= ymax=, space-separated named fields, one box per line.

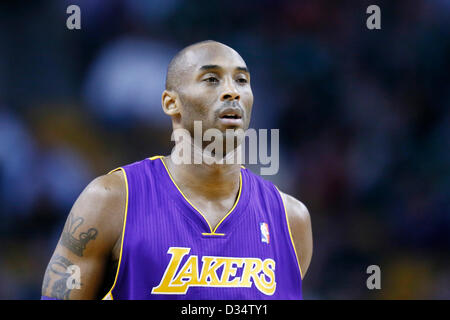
xmin=260 ymin=222 xmax=270 ymax=244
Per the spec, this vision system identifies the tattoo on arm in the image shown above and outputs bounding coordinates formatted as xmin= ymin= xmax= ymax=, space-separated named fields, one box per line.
xmin=60 ymin=214 xmax=98 ymax=257
xmin=42 ymin=254 xmax=76 ymax=300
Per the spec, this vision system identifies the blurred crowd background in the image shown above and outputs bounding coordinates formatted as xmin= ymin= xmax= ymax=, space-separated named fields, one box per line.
xmin=0 ymin=0 xmax=449 ymax=299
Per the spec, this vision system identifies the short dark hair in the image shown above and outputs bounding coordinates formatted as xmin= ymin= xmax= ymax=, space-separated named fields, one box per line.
xmin=165 ymin=40 xmax=221 ymax=91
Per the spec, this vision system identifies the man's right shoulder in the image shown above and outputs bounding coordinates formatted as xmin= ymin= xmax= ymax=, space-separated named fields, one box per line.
xmin=74 ymin=170 xmax=127 ymax=223
xmin=98 ymin=169 xmax=126 ymax=191
xmin=87 ymin=170 xmax=126 ymax=200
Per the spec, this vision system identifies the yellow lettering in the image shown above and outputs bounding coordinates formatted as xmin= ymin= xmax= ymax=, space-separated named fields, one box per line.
xmin=239 ymin=258 xmax=263 ymax=288
xmin=171 ymin=255 xmax=199 ymax=286
xmin=257 ymin=258 xmax=276 ymax=295
xmin=217 ymin=258 xmax=244 ymax=286
xmin=151 ymin=247 xmax=191 ymax=294
xmin=151 ymin=247 xmax=277 ymax=296
xmin=198 ymin=257 xmax=223 ymax=285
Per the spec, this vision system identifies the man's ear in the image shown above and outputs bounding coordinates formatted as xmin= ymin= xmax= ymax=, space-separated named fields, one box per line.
xmin=161 ymin=90 xmax=180 ymax=116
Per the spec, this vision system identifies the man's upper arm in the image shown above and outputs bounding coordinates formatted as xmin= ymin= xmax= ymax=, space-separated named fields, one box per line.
xmin=42 ymin=170 xmax=126 ymax=300
xmin=279 ymin=191 xmax=313 ymax=280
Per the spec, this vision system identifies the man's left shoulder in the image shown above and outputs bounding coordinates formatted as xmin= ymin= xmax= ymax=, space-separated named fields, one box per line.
xmin=277 ymin=190 xmax=313 ymax=279
xmin=278 ymin=191 xmax=310 ymax=224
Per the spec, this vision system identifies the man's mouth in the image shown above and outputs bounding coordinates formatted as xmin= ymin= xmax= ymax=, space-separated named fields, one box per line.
xmin=220 ymin=114 xmax=242 ymax=119
xmin=218 ymin=108 xmax=244 ymax=127
xmin=218 ymin=107 xmax=243 ymax=120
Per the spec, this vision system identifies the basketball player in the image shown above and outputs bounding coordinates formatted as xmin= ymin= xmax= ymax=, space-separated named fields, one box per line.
xmin=41 ymin=40 xmax=313 ymax=300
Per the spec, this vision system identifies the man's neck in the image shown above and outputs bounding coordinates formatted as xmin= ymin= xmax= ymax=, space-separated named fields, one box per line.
xmin=164 ymin=153 xmax=241 ymax=201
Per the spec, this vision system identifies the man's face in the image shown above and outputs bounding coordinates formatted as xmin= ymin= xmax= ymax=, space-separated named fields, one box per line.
xmin=174 ymin=43 xmax=254 ymax=136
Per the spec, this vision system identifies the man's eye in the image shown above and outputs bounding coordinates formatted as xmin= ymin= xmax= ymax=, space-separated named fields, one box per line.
xmin=204 ymin=77 xmax=218 ymax=83
xmin=237 ymin=78 xmax=248 ymax=84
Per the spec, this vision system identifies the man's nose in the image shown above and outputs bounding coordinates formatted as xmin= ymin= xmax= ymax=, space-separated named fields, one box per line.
xmin=220 ymin=81 xmax=240 ymax=102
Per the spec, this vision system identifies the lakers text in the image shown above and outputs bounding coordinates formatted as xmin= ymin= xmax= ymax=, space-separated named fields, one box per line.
xmin=151 ymin=247 xmax=276 ymax=295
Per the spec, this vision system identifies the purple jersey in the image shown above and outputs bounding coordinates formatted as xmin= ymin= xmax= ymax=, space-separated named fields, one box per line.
xmin=103 ymin=156 xmax=302 ymax=300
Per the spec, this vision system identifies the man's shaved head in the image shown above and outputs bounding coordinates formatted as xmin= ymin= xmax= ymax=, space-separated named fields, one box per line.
xmin=161 ymin=39 xmax=253 ymax=137
xmin=165 ymin=40 xmax=245 ymax=92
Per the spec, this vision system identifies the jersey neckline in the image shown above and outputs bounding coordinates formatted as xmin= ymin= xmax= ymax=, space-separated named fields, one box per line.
xmin=151 ymin=156 xmax=250 ymax=236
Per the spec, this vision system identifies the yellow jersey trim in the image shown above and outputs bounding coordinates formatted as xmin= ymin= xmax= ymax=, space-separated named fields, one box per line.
xmin=149 ymin=155 xmax=164 ymax=161
xmin=102 ymin=167 xmax=129 ymax=300
xmin=154 ymin=156 xmax=242 ymax=236
xmin=276 ymin=187 xmax=304 ymax=280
